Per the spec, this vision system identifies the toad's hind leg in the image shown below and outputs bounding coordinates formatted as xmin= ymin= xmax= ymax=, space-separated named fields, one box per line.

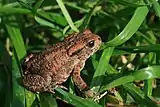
xmin=23 ymin=74 xmax=53 ymax=93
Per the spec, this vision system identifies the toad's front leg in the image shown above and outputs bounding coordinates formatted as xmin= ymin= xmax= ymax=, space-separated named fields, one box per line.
xmin=72 ymin=62 xmax=95 ymax=97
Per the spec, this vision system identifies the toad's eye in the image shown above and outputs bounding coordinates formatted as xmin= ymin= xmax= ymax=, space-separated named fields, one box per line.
xmin=87 ymin=40 xmax=95 ymax=48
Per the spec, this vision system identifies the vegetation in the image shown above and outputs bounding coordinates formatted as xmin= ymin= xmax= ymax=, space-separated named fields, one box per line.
xmin=0 ymin=0 xmax=160 ymax=106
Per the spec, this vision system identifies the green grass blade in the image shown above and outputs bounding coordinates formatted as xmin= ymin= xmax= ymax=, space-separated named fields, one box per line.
xmin=133 ymin=65 xmax=160 ymax=80
xmin=35 ymin=11 xmax=67 ymax=27
xmin=0 ymin=7 xmax=32 ymax=14
xmin=0 ymin=42 xmax=12 ymax=107
xmin=102 ymin=0 xmax=149 ymax=48
xmin=63 ymin=17 xmax=84 ymax=35
xmin=5 ymin=19 xmax=36 ymax=107
xmin=100 ymin=75 xmax=134 ymax=92
xmin=17 ymin=0 xmax=33 ymax=10
xmin=144 ymin=79 xmax=153 ymax=97
xmin=65 ymin=2 xmax=88 ymax=13
xmin=5 ymin=24 xmax=26 ymax=60
xmin=39 ymin=93 xmax=58 ymax=107
xmin=11 ymin=54 xmax=25 ymax=107
xmin=150 ymin=0 xmax=160 ymax=17
xmin=33 ymin=0 xmax=44 ymax=12
xmin=55 ymin=88 xmax=102 ymax=107
xmin=56 ymin=0 xmax=79 ymax=32
xmin=100 ymin=65 xmax=160 ymax=92
xmin=90 ymin=47 xmax=114 ymax=92
xmin=123 ymin=83 xmax=157 ymax=106
xmin=80 ymin=0 xmax=101 ymax=30
xmin=116 ymin=44 xmax=160 ymax=53
xmin=35 ymin=16 xmax=56 ymax=28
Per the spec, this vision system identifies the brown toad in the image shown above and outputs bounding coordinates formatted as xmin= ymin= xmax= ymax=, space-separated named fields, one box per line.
xmin=22 ymin=29 xmax=101 ymax=97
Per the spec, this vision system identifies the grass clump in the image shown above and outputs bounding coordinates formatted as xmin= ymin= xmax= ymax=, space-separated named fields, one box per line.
xmin=0 ymin=0 xmax=160 ymax=107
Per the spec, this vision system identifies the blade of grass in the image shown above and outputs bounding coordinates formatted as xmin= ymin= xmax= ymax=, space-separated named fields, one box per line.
xmin=39 ymin=93 xmax=58 ymax=107
xmin=90 ymin=47 xmax=114 ymax=92
xmin=150 ymin=0 xmax=160 ymax=17
xmin=123 ymin=83 xmax=157 ymax=106
xmin=55 ymin=88 xmax=102 ymax=107
xmin=143 ymin=51 xmax=156 ymax=97
xmin=63 ymin=17 xmax=84 ymax=35
xmin=80 ymin=0 xmax=101 ymax=30
xmin=33 ymin=0 xmax=44 ymax=12
xmin=11 ymin=54 xmax=25 ymax=107
xmin=0 ymin=7 xmax=32 ymax=14
xmin=5 ymin=18 xmax=36 ymax=107
xmin=136 ymin=31 xmax=153 ymax=44
xmin=101 ymin=0 xmax=149 ymax=48
xmin=35 ymin=16 xmax=56 ymax=28
xmin=56 ymin=0 xmax=79 ymax=32
xmin=65 ymin=2 xmax=88 ymax=13
xmin=5 ymin=25 xmax=26 ymax=60
xmin=35 ymin=11 xmax=67 ymax=27
xmin=144 ymin=79 xmax=153 ymax=97
xmin=0 ymin=42 xmax=12 ymax=107
xmin=17 ymin=0 xmax=33 ymax=10
xmin=100 ymin=65 xmax=160 ymax=92
xmin=116 ymin=44 xmax=160 ymax=53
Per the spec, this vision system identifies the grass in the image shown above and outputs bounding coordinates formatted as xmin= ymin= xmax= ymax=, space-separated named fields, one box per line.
xmin=0 ymin=0 xmax=160 ymax=107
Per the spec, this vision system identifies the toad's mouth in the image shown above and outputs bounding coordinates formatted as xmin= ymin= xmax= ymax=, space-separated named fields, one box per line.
xmin=69 ymin=48 xmax=83 ymax=57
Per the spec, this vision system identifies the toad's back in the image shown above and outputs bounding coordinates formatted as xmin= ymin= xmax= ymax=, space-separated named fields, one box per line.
xmin=22 ymin=42 xmax=78 ymax=82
